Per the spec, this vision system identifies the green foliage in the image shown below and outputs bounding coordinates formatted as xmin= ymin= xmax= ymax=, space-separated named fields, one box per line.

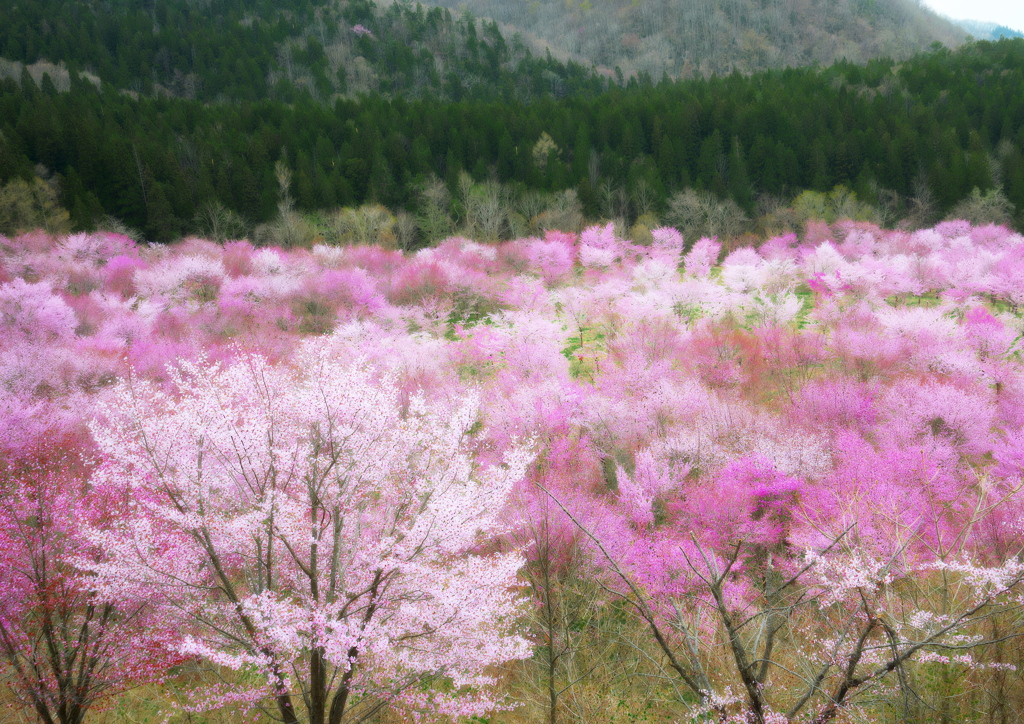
xmin=294 ymin=296 xmax=337 ymax=335
xmin=3 ymin=28 xmax=1024 ymax=240
xmin=0 ymin=0 xmax=604 ymax=104
xmin=790 ymin=185 xmax=880 ymax=225
xmin=0 ymin=175 xmax=71 ymax=235
xmin=324 ymin=203 xmax=396 ymax=247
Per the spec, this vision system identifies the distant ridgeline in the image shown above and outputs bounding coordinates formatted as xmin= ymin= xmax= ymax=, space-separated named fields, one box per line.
xmin=955 ymin=20 xmax=1024 ymax=41
xmin=0 ymin=7 xmax=1023 ymax=239
xmin=416 ymin=0 xmax=967 ymax=79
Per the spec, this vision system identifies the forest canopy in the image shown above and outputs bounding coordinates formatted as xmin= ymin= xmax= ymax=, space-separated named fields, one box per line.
xmin=1 ymin=30 xmax=1023 ymax=241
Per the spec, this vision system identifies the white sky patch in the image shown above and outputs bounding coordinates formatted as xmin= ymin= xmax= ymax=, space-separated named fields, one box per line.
xmin=922 ymin=0 xmax=1024 ymax=34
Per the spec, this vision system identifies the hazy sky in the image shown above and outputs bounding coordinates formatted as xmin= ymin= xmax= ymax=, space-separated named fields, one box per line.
xmin=922 ymin=0 xmax=1024 ymax=32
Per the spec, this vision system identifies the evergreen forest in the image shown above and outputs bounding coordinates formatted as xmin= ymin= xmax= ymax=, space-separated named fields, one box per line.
xmin=0 ymin=0 xmax=1022 ymax=244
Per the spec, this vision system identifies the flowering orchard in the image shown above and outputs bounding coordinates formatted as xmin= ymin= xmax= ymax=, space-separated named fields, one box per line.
xmin=3 ymin=220 xmax=1024 ymax=722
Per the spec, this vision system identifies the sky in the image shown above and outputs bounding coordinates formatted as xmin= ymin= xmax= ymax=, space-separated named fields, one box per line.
xmin=922 ymin=0 xmax=1024 ymax=33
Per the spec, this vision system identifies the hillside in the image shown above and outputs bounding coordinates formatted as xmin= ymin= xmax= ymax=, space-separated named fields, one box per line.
xmin=418 ymin=0 xmax=967 ymax=78
xmin=0 ymin=0 xmax=604 ymax=103
xmin=2 ymin=38 xmax=1023 ymax=242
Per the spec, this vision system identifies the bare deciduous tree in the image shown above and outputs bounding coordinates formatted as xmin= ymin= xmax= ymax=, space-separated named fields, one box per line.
xmin=665 ymin=188 xmax=749 ymax=243
xmin=948 ymin=187 xmax=1016 ymax=228
xmin=458 ymin=171 xmax=508 ymax=241
xmin=193 ymin=200 xmax=248 ymax=242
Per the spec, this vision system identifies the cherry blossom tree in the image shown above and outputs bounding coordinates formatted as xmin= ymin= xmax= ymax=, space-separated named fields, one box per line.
xmin=6 ymin=220 xmax=1024 ymax=721
xmin=0 ymin=447 xmax=175 ymax=724
xmin=544 ymin=447 xmax=1024 ymax=724
xmin=86 ymin=344 xmax=533 ymax=723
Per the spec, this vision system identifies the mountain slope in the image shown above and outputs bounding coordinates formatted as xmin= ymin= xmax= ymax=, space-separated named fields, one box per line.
xmin=417 ymin=0 xmax=967 ymax=78
xmin=0 ymin=0 xmax=604 ymax=103
xmin=4 ymin=36 xmax=1024 ymax=241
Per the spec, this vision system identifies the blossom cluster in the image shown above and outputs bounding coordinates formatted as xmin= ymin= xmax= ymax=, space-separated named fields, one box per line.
xmin=3 ymin=218 xmax=1024 ymax=719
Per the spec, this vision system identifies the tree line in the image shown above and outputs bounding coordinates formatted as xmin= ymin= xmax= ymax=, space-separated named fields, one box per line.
xmin=1 ymin=39 xmax=1024 ymax=242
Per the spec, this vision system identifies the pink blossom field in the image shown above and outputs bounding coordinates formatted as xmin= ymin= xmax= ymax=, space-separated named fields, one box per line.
xmin=4 ymin=221 xmax=1024 ymax=723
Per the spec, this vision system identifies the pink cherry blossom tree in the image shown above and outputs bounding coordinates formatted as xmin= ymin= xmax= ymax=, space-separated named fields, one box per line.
xmin=0 ymin=446 xmax=176 ymax=724
xmin=543 ymin=448 xmax=1024 ymax=724
xmin=86 ymin=344 xmax=533 ymax=723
